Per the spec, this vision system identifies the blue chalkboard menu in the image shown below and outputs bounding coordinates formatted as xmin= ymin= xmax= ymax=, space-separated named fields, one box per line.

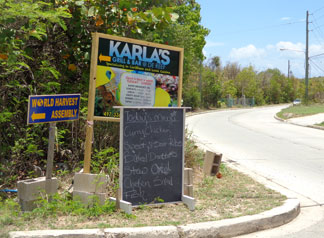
xmin=119 ymin=107 xmax=185 ymax=206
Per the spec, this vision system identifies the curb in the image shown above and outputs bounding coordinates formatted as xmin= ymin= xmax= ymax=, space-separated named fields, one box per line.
xmin=274 ymin=114 xmax=324 ymax=130
xmin=178 ymin=198 xmax=300 ymax=238
xmin=9 ymin=199 xmax=300 ymax=238
xmin=273 ymin=114 xmax=286 ymax=123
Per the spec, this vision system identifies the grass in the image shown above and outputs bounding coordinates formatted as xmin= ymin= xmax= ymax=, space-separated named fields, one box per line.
xmin=277 ymin=103 xmax=324 ymax=120
xmin=0 ymin=166 xmax=285 ymax=237
xmin=0 ymin=136 xmax=286 ymax=238
xmin=317 ymin=122 xmax=324 ymax=126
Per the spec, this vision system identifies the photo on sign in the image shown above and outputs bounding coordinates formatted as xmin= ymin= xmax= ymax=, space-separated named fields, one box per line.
xmin=94 ymin=66 xmax=180 ymax=117
xmin=92 ymin=34 xmax=183 ymax=119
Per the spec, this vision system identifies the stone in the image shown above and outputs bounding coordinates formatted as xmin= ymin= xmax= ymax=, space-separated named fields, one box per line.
xmin=17 ymin=177 xmax=58 ymax=211
xmin=73 ymin=190 xmax=106 ymax=206
xmin=73 ymin=173 xmax=107 ymax=193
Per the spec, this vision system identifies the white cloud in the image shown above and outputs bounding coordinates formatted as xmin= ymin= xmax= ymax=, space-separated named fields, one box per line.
xmin=220 ymin=41 xmax=324 ymax=78
xmin=229 ymin=44 xmax=266 ymax=60
xmin=266 ymin=44 xmax=275 ymax=50
xmin=309 ymin=44 xmax=324 ymax=56
xmin=281 ymin=17 xmax=291 ymax=21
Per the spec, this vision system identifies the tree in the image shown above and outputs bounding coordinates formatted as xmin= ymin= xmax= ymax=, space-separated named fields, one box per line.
xmin=0 ymin=0 xmax=201 ymax=186
xmin=208 ymin=56 xmax=221 ymax=72
xmin=235 ymin=66 xmax=256 ymax=97
xmin=223 ymin=62 xmax=241 ymax=81
xmin=309 ymin=77 xmax=324 ymax=103
xmin=221 ymin=80 xmax=237 ymax=98
xmin=160 ymin=1 xmax=209 ymax=108
xmin=201 ymin=67 xmax=222 ymax=107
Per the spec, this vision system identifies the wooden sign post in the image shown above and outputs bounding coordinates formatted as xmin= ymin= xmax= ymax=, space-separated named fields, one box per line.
xmin=83 ymin=33 xmax=184 ymax=173
xmin=46 ymin=122 xmax=56 ymax=179
xmin=27 ymin=94 xmax=81 ymax=177
xmin=20 ymin=94 xmax=80 ymax=211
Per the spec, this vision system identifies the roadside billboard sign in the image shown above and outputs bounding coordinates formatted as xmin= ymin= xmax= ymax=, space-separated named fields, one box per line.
xmin=89 ymin=33 xmax=184 ymax=121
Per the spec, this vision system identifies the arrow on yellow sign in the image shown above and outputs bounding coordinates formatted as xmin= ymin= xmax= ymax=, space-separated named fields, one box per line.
xmin=31 ymin=112 xmax=46 ymax=121
xmin=99 ymin=54 xmax=111 ymax=62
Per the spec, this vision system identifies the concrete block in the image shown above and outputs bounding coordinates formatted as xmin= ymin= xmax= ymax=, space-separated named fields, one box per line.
xmin=184 ymin=168 xmax=193 ymax=185
xmin=17 ymin=177 xmax=58 ymax=211
xmin=203 ymin=150 xmax=222 ymax=176
xmin=18 ymin=199 xmax=38 ymax=212
xmin=17 ymin=177 xmax=58 ymax=201
xmin=73 ymin=190 xmax=106 ymax=206
xmin=74 ymin=173 xmax=107 ymax=193
xmin=184 ymin=184 xmax=193 ymax=197
xmin=45 ymin=177 xmax=58 ymax=195
xmin=17 ymin=177 xmax=45 ymax=201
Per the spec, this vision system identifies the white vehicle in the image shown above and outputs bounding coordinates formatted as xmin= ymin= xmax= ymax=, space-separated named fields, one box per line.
xmin=293 ymin=99 xmax=301 ymax=106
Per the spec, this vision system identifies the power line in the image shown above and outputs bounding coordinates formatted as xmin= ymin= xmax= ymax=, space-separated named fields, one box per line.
xmin=310 ymin=15 xmax=324 ymax=33
xmin=218 ymin=20 xmax=305 ymax=36
xmin=310 ymin=59 xmax=324 ymax=73
xmin=311 ymin=22 xmax=324 ymax=31
xmin=310 ymin=25 xmax=324 ymax=45
xmin=310 ymin=63 xmax=322 ymax=75
xmin=309 ymin=14 xmax=324 ymax=46
xmin=313 ymin=13 xmax=324 ymax=20
xmin=311 ymin=5 xmax=324 ymax=14
xmin=310 ymin=52 xmax=324 ymax=58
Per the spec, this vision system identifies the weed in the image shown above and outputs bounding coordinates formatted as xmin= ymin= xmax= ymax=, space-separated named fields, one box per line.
xmin=0 ymin=136 xmax=286 ymax=238
xmin=185 ymin=130 xmax=204 ymax=168
xmin=97 ymin=223 xmax=112 ymax=228
xmin=133 ymin=223 xmax=147 ymax=227
xmin=158 ymin=221 xmax=181 ymax=226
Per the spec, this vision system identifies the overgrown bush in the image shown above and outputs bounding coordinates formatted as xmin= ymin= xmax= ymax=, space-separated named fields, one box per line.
xmin=183 ymin=87 xmax=201 ymax=110
xmin=1 ymin=0 xmax=197 ymax=188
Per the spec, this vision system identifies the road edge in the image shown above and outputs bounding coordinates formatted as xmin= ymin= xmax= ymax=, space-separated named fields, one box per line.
xmin=9 ymin=198 xmax=300 ymax=238
xmin=9 ymin=107 xmax=301 ymax=238
xmin=274 ymin=112 xmax=324 ymax=131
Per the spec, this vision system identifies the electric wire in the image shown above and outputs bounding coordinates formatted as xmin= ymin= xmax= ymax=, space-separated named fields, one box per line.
xmin=310 ymin=27 xmax=324 ymax=46
xmin=311 ymin=5 xmax=324 ymax=14
xmin=314 ymin=13 xmax=324 ymax=21
xmin=310 ymin=59 xmax=324 ymax=73
xmin=311 ymin=17 xmax=324 ymax=38
xmin=218 ymin=20 xmax=305 ymax=36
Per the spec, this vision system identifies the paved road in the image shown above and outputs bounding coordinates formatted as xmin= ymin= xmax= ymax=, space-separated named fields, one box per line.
xmin=186 ymin=105 xmax=324 ymax=238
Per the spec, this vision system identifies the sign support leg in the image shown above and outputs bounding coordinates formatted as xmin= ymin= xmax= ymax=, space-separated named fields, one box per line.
xmin=83 ymin=124 xmax=93 ymax=173
xmin=182 ymin=195 xmax=195 ymax=211
xmin=46 ymin=122 xmax=56 ymax=179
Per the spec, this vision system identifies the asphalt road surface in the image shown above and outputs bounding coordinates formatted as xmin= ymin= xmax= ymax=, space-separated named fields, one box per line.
xmin=186 ymin=105 xmax=324 ymax=238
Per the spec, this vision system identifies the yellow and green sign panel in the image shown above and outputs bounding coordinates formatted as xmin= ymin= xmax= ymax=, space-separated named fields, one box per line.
xmin=92 ymin=33 xmax=183 ymax=119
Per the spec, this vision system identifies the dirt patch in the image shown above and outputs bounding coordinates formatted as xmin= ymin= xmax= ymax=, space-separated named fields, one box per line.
xmin=1 ymin=164 xmax=286 ymax=237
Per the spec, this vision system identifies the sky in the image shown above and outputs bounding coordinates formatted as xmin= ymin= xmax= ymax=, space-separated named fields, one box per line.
xmin=196 ymin=0 xmax=324 ymax=78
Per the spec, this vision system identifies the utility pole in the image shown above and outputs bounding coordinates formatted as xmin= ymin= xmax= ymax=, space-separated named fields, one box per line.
xmin=199 ymin=60 xmax=202 ymax=105
xmin=288 ymin=60 xmax=290 ymax=79
xmin=305 ymin=10 xmax=309 ymax=104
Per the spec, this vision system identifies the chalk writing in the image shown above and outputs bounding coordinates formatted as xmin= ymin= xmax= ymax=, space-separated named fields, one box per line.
xmin=121 ymin=108 xmax=184 ymax=205
xmin=125 ymin=110 xmax=178 ymax=125
xmin=124 ymin=151 xmax=178 ymax=164
xmin=124 ymin=124 xmax=171 ymax=138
